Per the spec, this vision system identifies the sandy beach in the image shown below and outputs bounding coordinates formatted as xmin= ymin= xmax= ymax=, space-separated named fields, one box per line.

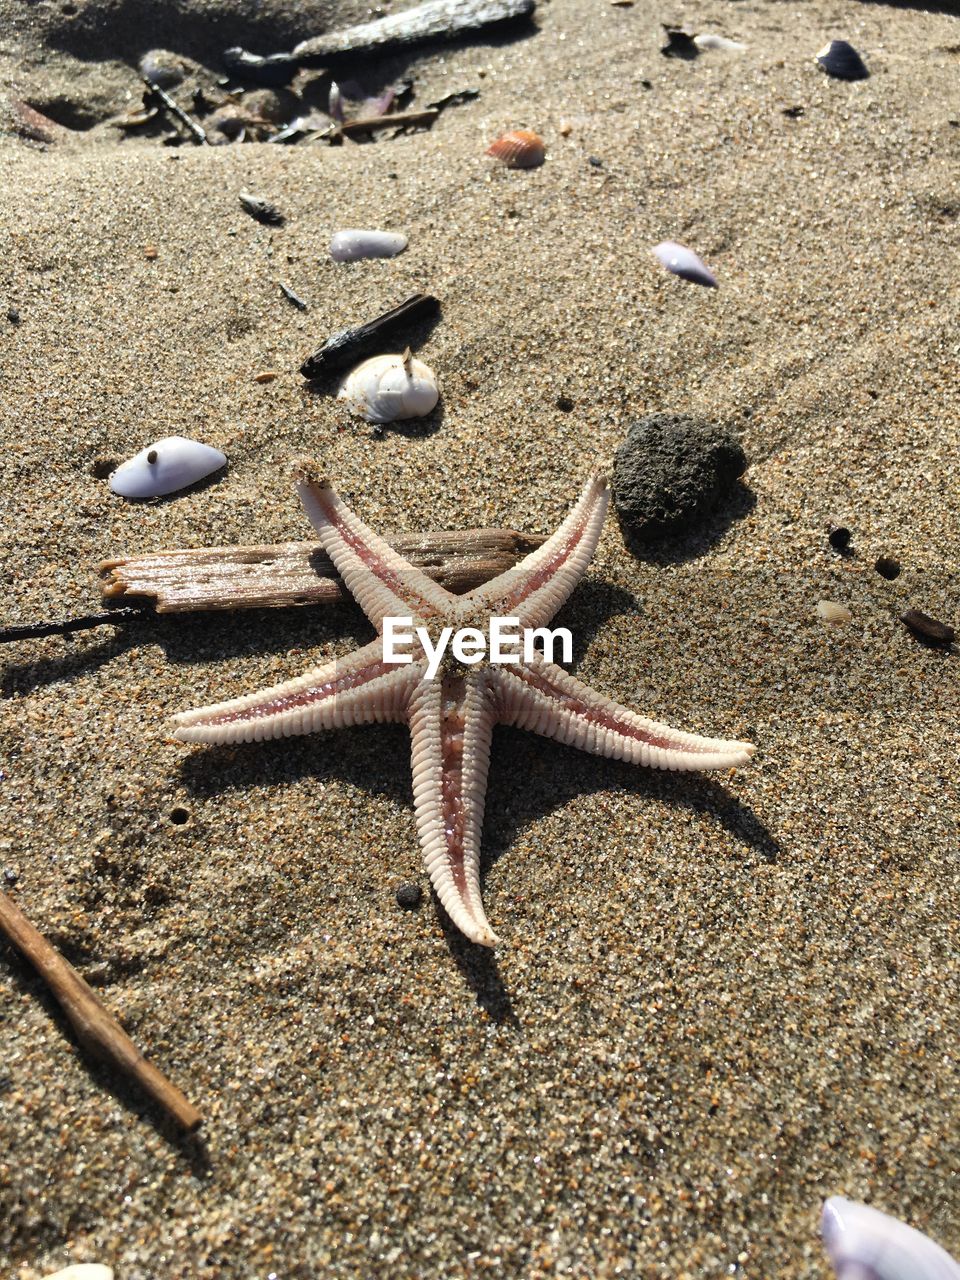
xmin=1 ymin=0 xmax=959 ymax=1275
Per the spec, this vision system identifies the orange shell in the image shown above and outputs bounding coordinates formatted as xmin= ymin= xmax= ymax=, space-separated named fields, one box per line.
xmin=485 ymin=128 xmax=545 ymax=169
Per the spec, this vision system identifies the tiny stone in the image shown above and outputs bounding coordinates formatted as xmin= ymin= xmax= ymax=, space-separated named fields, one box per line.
xmin=588 ymin=155 xmax=603 ymax=167
xmin=254 ymin=371 xmax=279 ymax=383
xmin=900 ymin=609 xmax=955 ymax=646
xmin=396 ymin=883 xmax=423 ymax=910
xmin=3 ymin=867 xmax=19 ymax=885
xmin=816 ymin=600 xmax=852 ymax=625
xmin=613 ymin=412 xmax=748 ymax=539
xmin=144 ymin=244 xmax=158 ymax=259
xmin=556 ymin=394 xmax=575 ymax=412
xmin=828 ymin=525 xmax=851 ymax=551
xmin=7 ymin=307 xmax=20 ymax=325
xmin=875 ymin=555 xmax=901 ymax=580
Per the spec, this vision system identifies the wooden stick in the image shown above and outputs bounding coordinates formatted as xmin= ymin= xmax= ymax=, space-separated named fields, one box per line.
xmin=100 ymin=527 xmax=547 ymax=614
xmin=335 ymin=107 xmax=439 ymax=135
xmin=0 ymin=889 xmax=203 ymax=1133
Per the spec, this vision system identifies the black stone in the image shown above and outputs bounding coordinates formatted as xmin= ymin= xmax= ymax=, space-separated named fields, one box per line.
xmin=3 ymin=867 xmax=18 ymax=886
xmin=901 ymin=609 xmax=955 ymax=646
xmin=7 ymin=307 xmax=20 ymax=325
xmin=875 ymin=555 xmax=901 ymax=580
xmin=555 ymin=394 xmax=574 ymax=412
xmin=816 ymin=40 xmax=869 ymax=81
xmin=613 ymin=413 xmax=747 ymax=539
xmin=396 ymin=883 xmax=423 ymax=910
xmin=828 ymin=525 xmax=851 ymax=551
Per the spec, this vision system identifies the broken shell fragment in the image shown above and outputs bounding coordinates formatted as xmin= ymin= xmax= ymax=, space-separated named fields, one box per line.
xmin=652 ymin=241 xmax=718 ymax=288
xmin=815 ymin=40 xmax=869 ymax=81
xmin=821 ymin=1197 xmax=960 ymax=1279
xmin=109 ymin=436 xmax=227 ymax=499
xmin=338 ymin=353 xmax=439 ymax=423
xmin=329 ymin=229 xmax=408 ymax=263
xmin=486 ymin=128 xmax=545 ymax=169
xmin=816 ymin=600 xmax=852 ymax=626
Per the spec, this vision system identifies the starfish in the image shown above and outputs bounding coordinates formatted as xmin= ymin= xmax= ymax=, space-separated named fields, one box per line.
xmin=173 ymin=466 xmax=754 ymax=947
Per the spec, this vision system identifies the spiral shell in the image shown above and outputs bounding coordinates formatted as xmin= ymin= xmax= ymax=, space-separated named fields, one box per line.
xmin=485 ymin=129 xmax=545 ymax=169
xmin=337 ymin=353 xmax=439 ymax=424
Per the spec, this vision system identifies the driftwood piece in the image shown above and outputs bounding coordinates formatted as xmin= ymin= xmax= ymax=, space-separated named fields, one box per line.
xmin=293 ymin=0 xmax=535 ymax=62
xmin=0 ymin=889 xmax=202 ymax=1133
xmin=100 ymin=527 xmax=547 ymax=614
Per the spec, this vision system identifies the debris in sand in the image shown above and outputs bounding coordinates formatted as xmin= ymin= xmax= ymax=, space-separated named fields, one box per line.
xmin=300 ymin=294 xmax=440 ymax=379
xmin=239 ymin=191 xmax=285 ymax=226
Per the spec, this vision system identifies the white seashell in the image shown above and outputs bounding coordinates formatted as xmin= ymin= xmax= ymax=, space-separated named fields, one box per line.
xmin=822 ymin=1197 xmax=960 ymax=1280
xmin=652 ymin=240 xmax=718 ymax=288
xmin=694 ymin=33 xmax=747 ymax=52
xmin=337 ymin=353 xmax=439 ymax=424
xmin=109 ymin=435 xmax=227 ymax=499
xmin=816 ymin=600 xmax=852 ymax=625
xmin=329 ymin=229 xmax=408 ymax=263
xmin=43 ymin=1267 xmax=114 ymax=1280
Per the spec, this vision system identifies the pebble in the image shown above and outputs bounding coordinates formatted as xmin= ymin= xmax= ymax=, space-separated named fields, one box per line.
xmin=3 ymin=867 xmax=18 ymax=885
xmin=827 ymin=525 xmax=851 ymax=551
xmin=875 ymin=555 xmax=901 ymax=580
xmin=254 ymin=371 xmax=279 ymax=383
xmin=7 ymin=306 xmax=20 ymax=325
xmin=816 ymin=600 xmax=852 ymax=625
xmin=613 ymin=413 xmax=748 ymax=538
xmin=139 ymin=49 xmax=188 ymax=89
xmin=900 ymin=609 xmax=955 ymax=646
xmin=396 ymin=883 xmax=423 ymax=910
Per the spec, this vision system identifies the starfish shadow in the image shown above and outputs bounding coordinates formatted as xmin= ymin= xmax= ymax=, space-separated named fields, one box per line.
xmin=482 ymin=728 xmax=780 ymax=876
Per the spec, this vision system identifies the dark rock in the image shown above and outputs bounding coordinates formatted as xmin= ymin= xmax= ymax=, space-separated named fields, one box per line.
xmin=555 ymin=394 xmax=574 ymax=412
xmin=900 ymin=609 xmax=954 ymax=646
xmin=396 ymin=883 xmax=423 ymax=910
xmin=875 ymin=555 xmax=901 ymax=580
xmin=3 ymin=867 xmax=19 ymax=886
xmin=7 ymin=307 xmax=20 ymax=325
xmin=815 ymin=40 xmax=869 ymax=81
xmin=613 ymin=413 xmax=747 ymax=539
xmin=828 ymin=525 xmax=851 ymax=551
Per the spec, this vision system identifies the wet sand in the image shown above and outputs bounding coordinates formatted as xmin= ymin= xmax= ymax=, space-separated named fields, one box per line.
xmin=1 ymin=0 xmax=959 ymax=1276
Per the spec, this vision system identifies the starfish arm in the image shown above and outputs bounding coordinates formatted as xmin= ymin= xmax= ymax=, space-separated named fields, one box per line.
xmin=296 ymin=466 xmax=454 ymax=628
xmin=463 ymin=470 xmax=610 ymax=630
xmin=408 ymin=672 xmax=500 ymax=947
xmin=494 ymin=659 xmax=755 ymax=771
xmin=172 ymin=639 xmax=418 ymax=745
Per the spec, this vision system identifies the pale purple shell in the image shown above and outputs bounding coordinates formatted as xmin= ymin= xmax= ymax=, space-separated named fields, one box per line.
xmin=329 ymin=229 xmax=408 ymax=263
xmin=652 ymin=240 xmax=718 ymax=288
xmin=822 ymin=1197 xmax=960 ymax=1280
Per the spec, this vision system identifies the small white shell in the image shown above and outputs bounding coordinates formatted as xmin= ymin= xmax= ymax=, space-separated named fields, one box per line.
xmin=43 ymin=1267 xmax=114 ymax=1280
xmin=694 ymin=33 xmax=747 ymax=52
xmin=652 ymin=241 xmax=718 ymax=288
xmin=822 ymin=1197 xmax=960 ymax=1280
xmin=109 ymin=435 xmax=227 ymax=499
xmin=329 ymin=229 xmax=408 ymax=263
xmin=337 ymin=353 xmax=439 ymax=424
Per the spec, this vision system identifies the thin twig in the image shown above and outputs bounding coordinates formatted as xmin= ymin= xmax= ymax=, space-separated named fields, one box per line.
xmin=0 ymin=606 xmax=147 ymax=645
xmin=143 ymin=78 xmax=209 ymax=145
xmin=0 ymin=889 xmax=203 ymax=1133
xmin=324 ymin=107 xmax=439 ymax=140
